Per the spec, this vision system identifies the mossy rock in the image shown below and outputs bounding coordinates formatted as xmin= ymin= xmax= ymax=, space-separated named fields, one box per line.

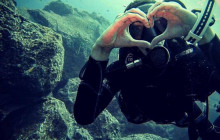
xmin=43 ymin=0 xmax=72 ymax=16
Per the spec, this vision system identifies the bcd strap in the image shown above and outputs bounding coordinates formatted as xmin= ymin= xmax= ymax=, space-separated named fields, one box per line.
xmin=185 ymin=0 xmax=216 ymax=45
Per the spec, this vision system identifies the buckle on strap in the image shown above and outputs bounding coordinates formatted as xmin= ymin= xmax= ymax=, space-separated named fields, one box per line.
xmin=184 ymin=31 xmax=202 ymax=42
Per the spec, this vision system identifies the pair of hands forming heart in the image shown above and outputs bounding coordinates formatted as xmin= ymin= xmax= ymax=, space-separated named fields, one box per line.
xmin=91 ymin=1 xmax=197 ymax=61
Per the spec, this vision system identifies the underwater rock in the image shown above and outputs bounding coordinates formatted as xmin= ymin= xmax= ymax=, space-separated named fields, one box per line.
xmin=107 ymin=97 xmax=127 ymax=123
xmin=83 ymin=110 xmax=121 ymax=140
xmin=0 ymin=0 xmax=17 ymax=11
xmin=0 ymin=0 xmax=64 ymax=122
xmin=54 ymin=77 xmax=80 ymax=113
xmin=27 ymin=9 xmax=51 ymax=27
xmin=72 ymin=127 xmax=93 ymax=140
xmin=0 ymin=97 xmax=93 ymax=140
xmin=209 ymin=92 xmax=220 ymax=122
xmin=43 ymin=0 xmax=72 ymax=16
xmin=18 ymin=1 xmax=115 ymax=79
xmin=122 ymin=133 xmax=168 ymax=140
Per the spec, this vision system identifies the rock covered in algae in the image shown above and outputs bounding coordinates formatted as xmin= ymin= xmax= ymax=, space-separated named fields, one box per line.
xmin=83 ymin=110 xmax=121 ymax=139
xmin=18 ymin=0 xmax=113 ymax=78
xmin=0 ymin=0 xmax=17 ymax=11
xmin=0 ymin=97 xmax=94 ymax=140
xmin=122 ymin=133 xmax=169 ymax=140
xmin=53 ymin=77 xmax=80 ymax=113
xmin=0 ymin=0 xmax=64 ymax=98
xmin=0 ymin=0 xmax=64 ymax=134
xmin=43 ymin=0 xmax=73 ymax=16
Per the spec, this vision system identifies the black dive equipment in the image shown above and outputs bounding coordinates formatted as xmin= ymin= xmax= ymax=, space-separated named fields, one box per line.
xmin=126 ymin=0 xmax=216 ymax=70
xmin=126 ymin=45 xmax=170 ymax=69
xmin=127 ymin=22 xmax=170 ymax=70
xmin=126 ymin=2 xmax=169 ymax=70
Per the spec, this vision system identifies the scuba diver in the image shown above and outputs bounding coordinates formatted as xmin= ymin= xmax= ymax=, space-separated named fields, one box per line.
xmin=74 ymin=0 xmax=220 ymax=139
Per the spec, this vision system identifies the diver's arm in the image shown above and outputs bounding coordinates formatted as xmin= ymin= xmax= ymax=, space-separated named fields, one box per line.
xmin=91 ymin=43 xmax=112 ymax=61
xmin=74 ymin=8 xmax=151 ymax=125
xmin=74 ymin=56 xmax=110 ymax=125
xmin=146 ymin=2 xmax=215 ymax=48
xmin=90 ymin=8 xmax=151 ymax=61
xmin=74 ymin=56 xmax=120 ymax=125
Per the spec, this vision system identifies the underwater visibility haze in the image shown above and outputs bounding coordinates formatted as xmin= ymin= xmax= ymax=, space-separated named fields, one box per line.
xmin=16 ymin=0 xmax=220 ymax=33
xmin=0 ymin=0 xmax=219 ymax=139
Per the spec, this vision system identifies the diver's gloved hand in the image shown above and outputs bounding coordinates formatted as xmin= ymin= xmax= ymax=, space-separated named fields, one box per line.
xmin=147 ymin=2 xmax=197 ymax=47
xmin=91 ymin=8 xmax=151 ymax=61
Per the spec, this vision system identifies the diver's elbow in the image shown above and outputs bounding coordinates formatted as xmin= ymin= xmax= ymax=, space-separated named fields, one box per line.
xmin=73 ymin=110 xmax=95 ymax=125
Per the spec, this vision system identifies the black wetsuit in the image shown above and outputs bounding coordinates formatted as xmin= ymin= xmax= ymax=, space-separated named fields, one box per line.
xmin=74 ymin=35 xmax=220 ymax=139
